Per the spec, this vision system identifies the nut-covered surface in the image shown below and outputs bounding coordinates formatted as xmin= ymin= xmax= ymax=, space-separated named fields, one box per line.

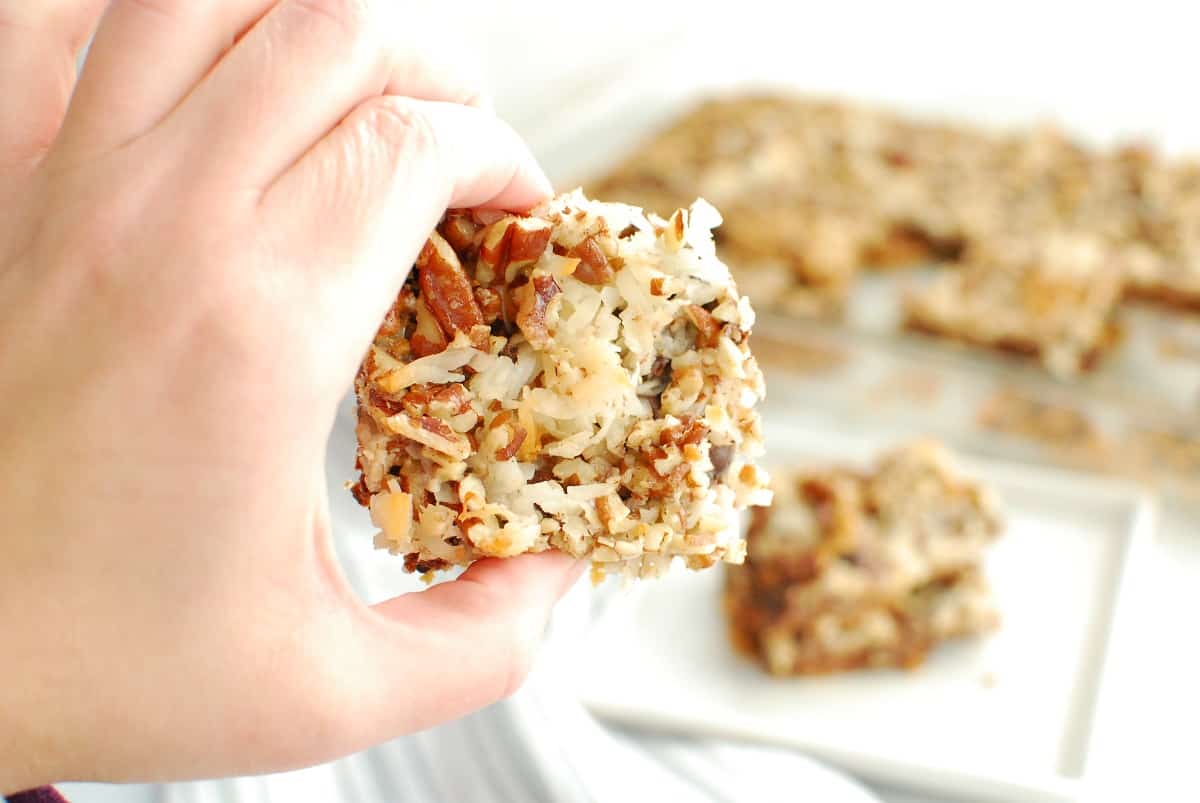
xmin=903 ymin=234 xmax=1126 ymax=377
xmin=725 ymin=441 xmax=1003 ymax=675
xmin=589 ymin=94 xmax=1200 ymax=360
xmin=353 ymin=191 xmax=771 ymax=579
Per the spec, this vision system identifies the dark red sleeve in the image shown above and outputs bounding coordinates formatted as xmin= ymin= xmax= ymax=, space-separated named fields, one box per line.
xmin=7 ymin=788 xmax=68 ymax=803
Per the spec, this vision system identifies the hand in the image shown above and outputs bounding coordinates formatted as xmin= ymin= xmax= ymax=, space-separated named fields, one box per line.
xmin=0 ymin=0 xmax=580 ymax=792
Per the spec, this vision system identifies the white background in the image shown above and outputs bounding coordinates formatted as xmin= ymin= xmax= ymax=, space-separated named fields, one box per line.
xmin=459 ymin=0 xmax=1200 ymax=160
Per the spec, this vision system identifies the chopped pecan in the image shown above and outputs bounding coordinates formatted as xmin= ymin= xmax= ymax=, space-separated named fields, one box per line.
xmin=369 ymin=387 xmax=405 ymax=417
xmin=570 ymin=235 xmax=615 ymax=285
xmin=401 ymin=383 xmax=471 ymax=418
xmin=515 ymin=274 xmax=561 ymax=349
xmin=474 ymin=286 xmax=503 ymax=324
xmin=421 ymin=416 xmax=456 ymax=439
xmin=516 ymin=402 xmax=540 ymax=461
xmin=441 ymin=213 xmax=481 ymax=252
xmin=416 ymin=232 xmax=485 ymax=345
xmin=361 ymin=348 xmax=378 ymax=380
xmin=663 ymin=208 xmax=687 ymax=252
xmin=479 ymin=217 xmax=553 ymax=284
xmin=595 ymin=494 xmax=632 ymax=532
xmin=650 ymin=355 xmax=671 ymax=378
xmin=660 ymin=418 xmax=708 ymax=447
xmin=685 ymin=304 xmax=721 ymax=348
xmin=411 ymin=297 xmax=448 ymax=358
xmin=382 ymin=411 xmax=472 ymax=461
xmin=489 ymin=410 xmax=528 ymax=461
xmin=510 ymin=218 xmax=553 ymax=264
xmin=478 ymin=219 xmax=512 ymax=283
xmin=721 ymin=323 xmax=747 ymax=344
xmin=349 ymin=476 xmax=371 ymax=506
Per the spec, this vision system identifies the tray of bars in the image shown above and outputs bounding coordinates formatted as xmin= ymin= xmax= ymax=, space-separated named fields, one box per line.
xmin=523 ymin=67 xmax=1200 ymax=498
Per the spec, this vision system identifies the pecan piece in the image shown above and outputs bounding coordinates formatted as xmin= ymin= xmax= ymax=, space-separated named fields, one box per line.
xmin=410 ymin=297 xmax=448 ymax=358
xmin=510 ymin=218 xmax=553 ymax=264
xmin=663 ymin=208 xmax=688 ymax=252
xmin=441 ymin=212 xmax=481 ymax=252
xmin=416 ymin=232 xmax=485 ymax=345
xmin=660 ymin=417 xmax=708 ymax=447
xmin=515 ymin=274 xmax=561 ymax=349
xmin=369 ymin=387 xmax=405 ymax=417
xmin=569 ymin=235 xmax=615 ymax=285
xmin=516 ymin=402 xmax=540 ymax=461
xmin=685 ymin=304 xmax=721 ymax=348
xmin=474 ymin=286 xmax=503 ymax=324
xmin=489 ymin=409 xmax=528 ymax=461
xmin=431 ymin=384 xmax=472 ymax=417
xmin=479 ymin=217 xmax=553 ymax=284
xmin=595 ymin=494 xmax=633 ymax=533
xmin=382 ymin=411 xmax=472 ymax=461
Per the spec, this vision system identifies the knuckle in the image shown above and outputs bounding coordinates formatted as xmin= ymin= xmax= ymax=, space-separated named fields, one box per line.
xmin=122 ymin=0 xmax=180 ymax=19
xmin=289 ymin=0 xmax=370 ymax=38
xmin=360 ymin=98 xmax=437 ymax=157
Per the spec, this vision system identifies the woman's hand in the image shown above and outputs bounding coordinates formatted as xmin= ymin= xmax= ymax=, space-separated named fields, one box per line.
xmin=0 ymin=0 xmax=579 ymax=792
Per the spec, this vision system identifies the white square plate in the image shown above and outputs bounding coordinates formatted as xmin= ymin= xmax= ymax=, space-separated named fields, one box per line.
xmin=575 ymin=426 xmax=1155 ymax=802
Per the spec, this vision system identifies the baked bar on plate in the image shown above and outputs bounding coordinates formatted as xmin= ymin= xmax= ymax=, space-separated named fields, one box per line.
xmin=725 ymin=441 xmax=1003 ymax=675
xmin=1122 ymin=160 xmax=1200 ymax=309
xmin=352 ymin=191 xmax=771 ymax=580
xmin=903 ymin=233 xmax=1126 ymax=376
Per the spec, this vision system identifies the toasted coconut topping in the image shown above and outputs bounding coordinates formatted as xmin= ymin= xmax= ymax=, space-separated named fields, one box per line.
xmin=354 ymin=191 xmax=770 ymax=578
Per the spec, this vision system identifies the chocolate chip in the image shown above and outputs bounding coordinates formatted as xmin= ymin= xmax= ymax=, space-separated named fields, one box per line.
xmin=710 ymin=444 xmax=734 ymax=477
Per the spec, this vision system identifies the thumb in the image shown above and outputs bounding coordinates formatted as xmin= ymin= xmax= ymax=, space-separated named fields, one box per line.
xmin=324 ymin=552 xmax=584 ymax=752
